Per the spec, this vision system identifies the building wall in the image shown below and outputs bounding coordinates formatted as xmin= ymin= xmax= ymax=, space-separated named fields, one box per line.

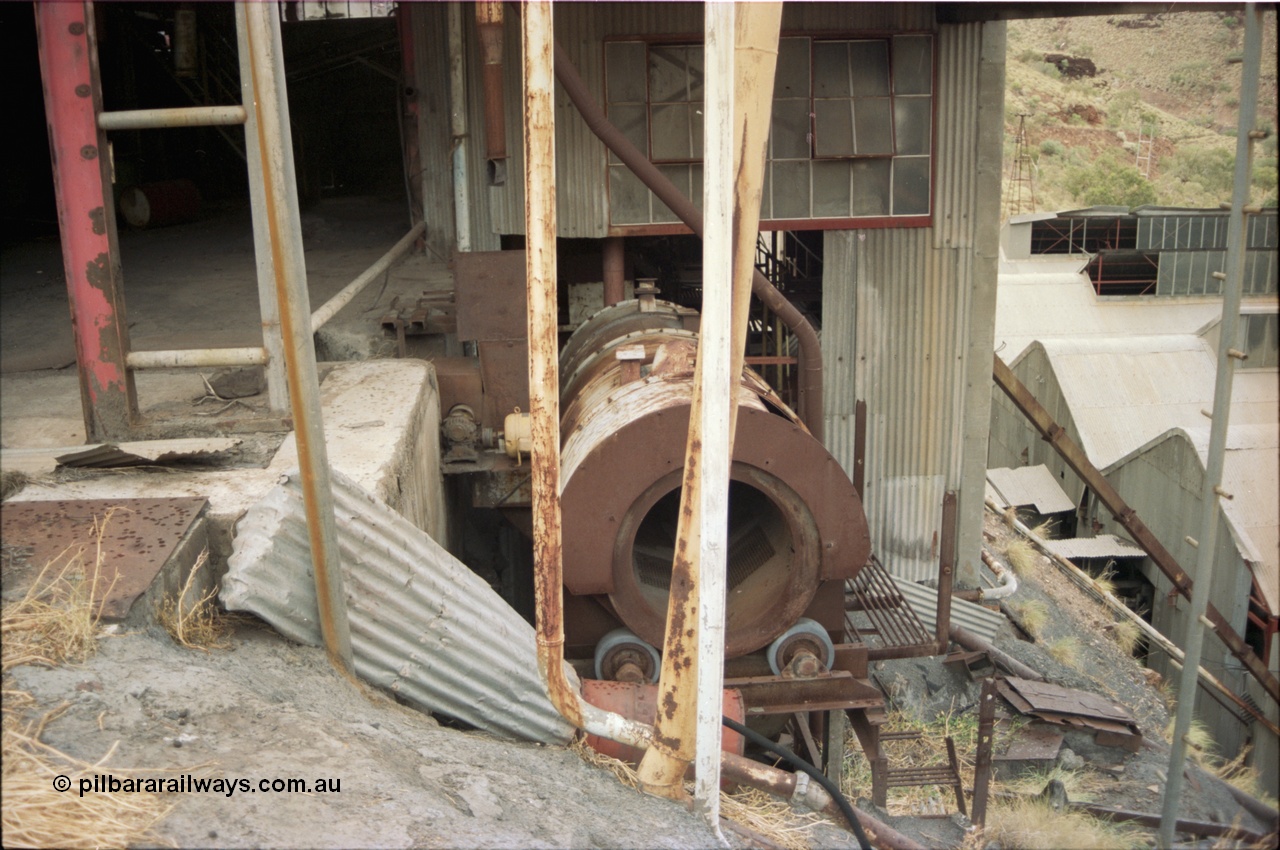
xmin=1100 ymin=434 xmax=1256 ymax=765
xmin=822 ymin=20 xmax=1005 ymax=585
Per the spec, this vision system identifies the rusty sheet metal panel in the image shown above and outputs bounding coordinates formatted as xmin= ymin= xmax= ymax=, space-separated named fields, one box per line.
xmin=221 ymin=469 xmax=576 ymax=745
xmin=1 ymin=497 xmax=207 ymax=620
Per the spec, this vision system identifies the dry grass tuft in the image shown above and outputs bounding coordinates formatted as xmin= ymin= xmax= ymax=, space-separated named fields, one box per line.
xmin=1010 ymin=599 xmax=1050 ymax=639
xmin=1108 ymin=618 xmax=1142 ymax=656
xmin=1 ymin=547 xmax=108 ymax=674
xmin=1004 ymin=538 xmax=1039 ymax=578
xmin=1165 ymin=716 xmax=1217 ymax=766
xmin=1 ymin=697 xmax=172 ymax=849
xmin=1047 ymin=636 xmax=1084 ymax=669
xmin=1030 ymin=518 xmax=1057 ymax=539
xmin=982 ymin=797 xmax=1145 ymax=849
xmin=1002 ymin=506 xmax=1020 ymax=528
xmin=569 ymin=735 xmax=640 ymax=789
xmin=720 ymin=786 xmax=822 ymax=850
xmin=2 ymin=469 xmax=30 ymax=501
xmin=1214 ymin=747 xmax=1279 ymax=809
xmin=158 ymin=550 xmax=230 ymax=652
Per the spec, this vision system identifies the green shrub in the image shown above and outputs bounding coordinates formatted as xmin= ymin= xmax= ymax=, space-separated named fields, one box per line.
xmin=1064 ymin=153 xmax=1158 ymax=207
xmin=1167 ymin=147 xmax=1236 ymax=196
xmin=1040 ymin=139 xmax=1066 ymax=157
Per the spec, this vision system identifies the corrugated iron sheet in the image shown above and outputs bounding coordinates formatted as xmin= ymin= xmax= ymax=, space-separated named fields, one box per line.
xmin=896 ymin=577 xmax=1004 ymax=645
xmin=1046 ymin=534 xmax=1147 ymax=561
xmin=986 ymin=465 xmax=1075 ymax=515
xmin=221 ymin=469 xmax=577 ymax=745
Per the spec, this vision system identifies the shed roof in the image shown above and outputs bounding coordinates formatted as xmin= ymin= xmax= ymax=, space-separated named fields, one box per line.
xmin=1108 ymin=425 xmax=1279 ymax=616
xmin=1046 ymin=534 xmax=1147 ymax=561
xmin=1014 ymin=336 xmax=1280 ymax=471
xmin=987 ymin=465 xmax=1076 ymax=515
xmin=994 ymin=268 xmax=1226 ymax=362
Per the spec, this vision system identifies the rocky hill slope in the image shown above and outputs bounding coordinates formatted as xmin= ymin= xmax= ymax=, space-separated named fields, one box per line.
xmin=1002 ymin=9 xmax=1279 ymax=214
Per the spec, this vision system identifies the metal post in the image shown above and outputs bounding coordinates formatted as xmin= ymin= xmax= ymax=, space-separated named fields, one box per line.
xmin=236 ymin=5 xmax=290 ymax=414
xmin=603 ymin=237 xmax=625 ymax=307
xmin=936 ymin=491 xmax=958 ymax=654
xmin=35 ymin=0 xmax=139 ymax=442
xmin=448 ymin=2 xmax=473 ymax=253
xmin=1158 ymin=7 xmax=1262 ymax=845
xmin=237 ymin=2 xmax=353 ymax=676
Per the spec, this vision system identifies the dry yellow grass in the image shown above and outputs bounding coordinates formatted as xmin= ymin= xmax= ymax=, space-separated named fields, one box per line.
xmin=1 ymin=699 xmax=172 ymax=849
xmin=982 ymin=797 xmax=1145 ymax=850
xmin=1047 ymin=636 xmax=1084 ymax=669
xmin=158 ymin=550 xmax=230 ymax=652
xmin=1004 ymin=538 xmax=1038 ymax=578
xmin=1 ymin=544 xmax=110 ymax=674
xmin=1108 ymin=618 xmax=1142 ymax=656
xmin=1165 ymin=716 xmax=1217 ymax=767
xmin=1010 ymin=599 xmax=1050 ymax=639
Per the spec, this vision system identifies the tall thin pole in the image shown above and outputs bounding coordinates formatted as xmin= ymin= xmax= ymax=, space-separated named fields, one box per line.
xmin=238 ymin=3 xmax=353 ymax=675
xmin=1158 ymin=6 xmax=1261 ymax=845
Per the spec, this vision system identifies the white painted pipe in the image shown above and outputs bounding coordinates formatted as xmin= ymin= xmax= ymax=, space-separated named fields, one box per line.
xmin=126 ymin=347 xmax=267 ymax=369
xmin=310 ymin=221 xmax=425 ymax=331
xmin=447 ymin=3 xmax=473 ymax=253
xmin=979 ymin=548 xmax=1019 ymax=600
xmin=98 ymin=105 xmax=247 ymax=130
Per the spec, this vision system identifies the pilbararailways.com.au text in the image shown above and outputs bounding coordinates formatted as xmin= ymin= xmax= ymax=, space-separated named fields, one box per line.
xmin=59 ymin=774 xmax=342 ymax=798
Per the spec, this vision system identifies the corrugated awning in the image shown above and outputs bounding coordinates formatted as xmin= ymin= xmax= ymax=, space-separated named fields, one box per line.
xmin=1046 ymin=534 xmax=1147 ymax=561
xmin=987 ymin=465 xmax=1076 ymax=515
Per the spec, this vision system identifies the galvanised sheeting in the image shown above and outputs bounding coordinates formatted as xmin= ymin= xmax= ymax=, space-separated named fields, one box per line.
xmin=895 ymin=576 xmax=1003 ymax=645
xmin=221 ymin=469 xmax=577 ymax=746
xmin=824 ymin=226 xmax=974 ymax=582
xmin=412 ymin=2 xmax=458 ymax=257
xmin=933 ymin=23 xmax=981 ymax=251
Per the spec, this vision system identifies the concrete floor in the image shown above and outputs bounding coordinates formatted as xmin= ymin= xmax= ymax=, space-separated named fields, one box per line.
xmin=1 ymin=193 xmax=453 ymax=612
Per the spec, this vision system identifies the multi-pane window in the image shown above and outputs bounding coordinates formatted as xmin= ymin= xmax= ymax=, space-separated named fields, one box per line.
xmin=605 ymin=34 xmax=934 ymax=228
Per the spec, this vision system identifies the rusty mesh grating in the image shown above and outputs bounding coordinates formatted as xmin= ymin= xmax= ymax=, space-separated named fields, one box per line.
xmin=844 ymin=555 xmax=936 ymax=653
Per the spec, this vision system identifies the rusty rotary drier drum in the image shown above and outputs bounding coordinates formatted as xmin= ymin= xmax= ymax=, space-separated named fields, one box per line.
xmin=559 ymin=300 xmax=871 ymax=659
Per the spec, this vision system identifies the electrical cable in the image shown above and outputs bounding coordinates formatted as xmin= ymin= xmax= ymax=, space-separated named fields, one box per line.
xmin=722 ymin=715 xmax=872 ymax=850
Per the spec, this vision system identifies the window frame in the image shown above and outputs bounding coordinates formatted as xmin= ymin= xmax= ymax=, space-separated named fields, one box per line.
xmin=602 ymin=30 xmax=937 ymax=234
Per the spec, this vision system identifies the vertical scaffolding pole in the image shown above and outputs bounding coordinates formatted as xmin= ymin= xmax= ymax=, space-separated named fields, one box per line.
xmin=236 ymin=5 xmax=289 ymax=413
xmin=35 ymin=1 xmax=139 ymax=442
xmin=1158 ymin=6 xmax=1261 ymax=845
xmin=237 ymin=3 xmax=353 ymax=675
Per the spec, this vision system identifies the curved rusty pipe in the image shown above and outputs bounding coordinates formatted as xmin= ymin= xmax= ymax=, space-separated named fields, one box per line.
xmin=551 ymin=41 xmax=824 ymax=442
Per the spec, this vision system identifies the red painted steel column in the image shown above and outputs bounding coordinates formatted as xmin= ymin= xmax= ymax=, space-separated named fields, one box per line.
xmin=35 ymin=1 xmax=137 ymax=441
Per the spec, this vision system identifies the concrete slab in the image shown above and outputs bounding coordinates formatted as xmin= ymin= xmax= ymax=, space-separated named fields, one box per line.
xmin=2 ymin=359 xmax=445 ymax=571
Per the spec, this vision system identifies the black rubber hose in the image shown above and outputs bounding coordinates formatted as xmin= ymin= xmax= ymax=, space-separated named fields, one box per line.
xmin=722 ymin=715 xmax=872 ymax=850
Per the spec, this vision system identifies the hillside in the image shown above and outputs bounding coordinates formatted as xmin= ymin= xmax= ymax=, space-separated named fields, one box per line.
xmin=1002 ymin=9 xmax=1279 ymax=215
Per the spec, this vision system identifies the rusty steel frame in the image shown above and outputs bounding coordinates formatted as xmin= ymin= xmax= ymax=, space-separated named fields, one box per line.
xmin=36 ymin=0 xmax=139 ymax=441
xmin=970 ymin=678 xmax=997 ymax=829
xmin=992 ymin=353 xmax=1278 ymax=706
xmin=935 ymin=491 xmax=958 ymax=655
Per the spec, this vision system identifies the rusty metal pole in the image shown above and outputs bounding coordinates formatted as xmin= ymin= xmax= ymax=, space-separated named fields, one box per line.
xmin=936 ymin=491 xmax=958 ymax=654
xmin=520 ymin=0 xmax=655 ymax=751
xmin=238 ymin=2 xmax=353 ymax=676
xmin=35 ymin=0 xmax=139 ymax=442
xmin=476 ymin=1 xmax=507 ymax=182
xmin=639 ymin=1 xmax=784 ymax=809
xmin=1159 ymin=7 xmax=1262 ymax=845
xmin=602 ymin=237 xmax=626 ymax=307
xmin=971 ymin=678 xmax=997 ymax=829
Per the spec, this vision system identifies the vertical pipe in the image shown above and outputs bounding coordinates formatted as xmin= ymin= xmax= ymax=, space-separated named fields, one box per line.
xmin=35 ymin=0 xmax=139 ymax=442
xmin=521 ymin=0 xmax=653 ymax=753
xmin=603 ymin=237 xmax=625 ymax=307
xmin=238 ymin=3 xmax=353 ymax=675
xmin=1158 ymin=7 xmax=1261 ymax=845
xmin=236 ymin=7 xmax=289 ymax=413
xmin=476 ymin=1 xmax=507 ymax=181
xmin=448 ymin=2 xmax=472 ymax=253
xmin=936 ymin=491 xmax=957 ymax=654
xmin=690 ymin=2 xmax=735 ymax=826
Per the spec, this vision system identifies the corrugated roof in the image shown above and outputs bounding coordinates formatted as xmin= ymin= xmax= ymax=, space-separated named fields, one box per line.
xmin=995 ymin=268 xmax=1225 ymax=362
xmin=987 ymin=465 xmax=1076 ymax=515
xmin=1019 ymin=336 xmax=1280 ymax=470
xmin=1108 ymin=424 xmax=1279 ymax=616
xmin=1046 ymin=534 xmax=1147 ymax=561
xmin=897 ymin=578 xmax=1005 ymax=645
xmin=221 ymin=469 xmax=577 ymax=745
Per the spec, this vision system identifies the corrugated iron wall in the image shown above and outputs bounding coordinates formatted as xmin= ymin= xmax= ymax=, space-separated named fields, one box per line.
xmin=823 ymin=21 xmax=1004 ymax=584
